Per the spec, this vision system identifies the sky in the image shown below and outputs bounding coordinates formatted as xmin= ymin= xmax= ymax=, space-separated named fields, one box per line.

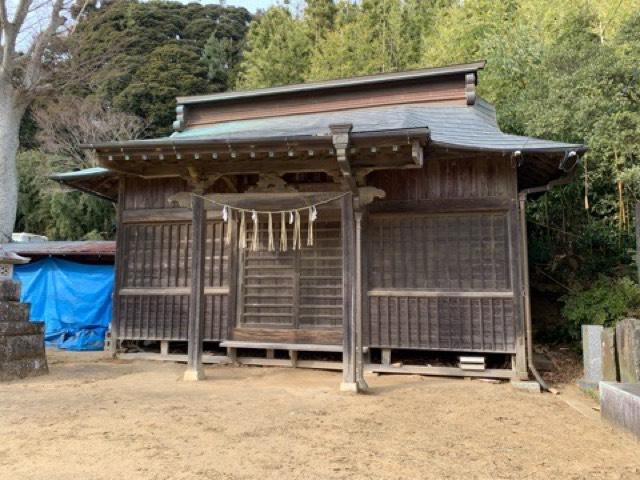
xmin=199 ymin=0 xmax=302 ymax=13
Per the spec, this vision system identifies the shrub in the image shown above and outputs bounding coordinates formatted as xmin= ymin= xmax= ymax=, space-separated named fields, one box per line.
xmin=561 ymin=276 xmax=640 ymax=341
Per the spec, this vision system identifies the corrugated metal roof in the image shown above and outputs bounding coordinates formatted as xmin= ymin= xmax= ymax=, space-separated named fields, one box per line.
xmin=171 ymin=101 xmax=585 ymax=154
xmin=1 ymin=241 xmax=116 ymax=257
xmin=177 ymin=61 xmax=486 ymax=105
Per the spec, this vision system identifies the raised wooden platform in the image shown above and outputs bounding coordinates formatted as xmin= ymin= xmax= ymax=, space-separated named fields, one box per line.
xmin=220 ymin=341 xmax=344 ymax=352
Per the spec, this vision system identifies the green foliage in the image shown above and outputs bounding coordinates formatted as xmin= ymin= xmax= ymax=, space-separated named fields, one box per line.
xmin=15 ymin=151 xmax=115 ymax=240
xmin=236 ymin=7 xmax=312 ymax=89
xmin=562 ymin=277 xmax=640 ymax=341
xmin=69 ymin=0 xmax=251 ymax=136
xmin=114 ymin=43 xmax=209 ymax=135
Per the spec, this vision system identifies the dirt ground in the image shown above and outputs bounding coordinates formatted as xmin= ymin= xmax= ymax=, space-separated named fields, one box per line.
xmin=1 ymin=350 xmax=639 ymax=480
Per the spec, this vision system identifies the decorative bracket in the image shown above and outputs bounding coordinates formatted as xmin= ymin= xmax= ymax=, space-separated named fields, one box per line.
xmin=465 ymin=73 xmax=476 ymax=106
xmin=173 ymin=105 xmax=186 ymax=132
xmin=330 ymin=123 xmax=357 ymax=195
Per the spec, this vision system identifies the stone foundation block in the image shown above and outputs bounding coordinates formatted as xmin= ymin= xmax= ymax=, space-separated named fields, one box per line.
xmin=0 ymin=333 xmax=47 ymax=361
xmin=600 ymin=382 xmax=640 ymax=440
xmin=0 ymin=356 xmax=48 ymax=381
xmin=0 ymin=279 xmax=20 ymax=301
xmin=616 ymin=318 xmax=640 ymax=384
xmin=0 ymin=301 xmax=30 ymax=323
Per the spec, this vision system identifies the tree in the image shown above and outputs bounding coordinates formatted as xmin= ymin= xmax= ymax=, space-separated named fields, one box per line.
xmin=113 ymin=43 xmax=210 ymax=136
xmin=33 ymin=95 xmax=146 ymax=169
xmin=69 ymin=0 xmax=251 ymax=136
xmin=0 ymin=0 xmax=68 ymax=242
xmin=236 ymin=6 xmax=312 ymax=89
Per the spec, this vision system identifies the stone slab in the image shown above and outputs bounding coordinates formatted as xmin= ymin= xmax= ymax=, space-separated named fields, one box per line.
xmin=511 ymin=381 xmax=542 ymax=393
xmin=0 ymin=321 xmax=43 ymax=336
xmin=0 ymin=279 xmax=20 ymax=301
xmin=581 ymin=325 xmax=603 ymax=386
xmin=601 ymin=327 xmax=618 ymax=382
xmin=0 ymin=356 xmax=48 ymax=381
xmin=0 ymin=301 xmax=30 ymax=323
xmin=0 ymin=333 xmax=47 ymax=361
xmin=600 ymin=381 xmax=640 ymax=440
xmin=616 ymin=318 xmax=640 ymax=384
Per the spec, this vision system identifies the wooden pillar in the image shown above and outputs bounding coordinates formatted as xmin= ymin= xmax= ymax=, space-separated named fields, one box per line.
xmin=341 ymin=193 xmax=358 ymax=392
xmin=110 ymin=178 xmax=126 ymax=358
xmin=354 ymin=209 xmax=368 ymax=390
xmin=184 ymin=194 xmax=206 ymax=381
xmin=512 ymin=196 xmax=528 ymax=380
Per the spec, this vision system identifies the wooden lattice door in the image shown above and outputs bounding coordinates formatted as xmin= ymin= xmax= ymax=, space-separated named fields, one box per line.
xmin=234 ymin=220 xmax=343 ymax=344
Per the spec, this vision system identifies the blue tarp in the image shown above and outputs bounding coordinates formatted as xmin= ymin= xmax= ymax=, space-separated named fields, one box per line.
xmin=14 ymin=258 xmax=114 ymax=351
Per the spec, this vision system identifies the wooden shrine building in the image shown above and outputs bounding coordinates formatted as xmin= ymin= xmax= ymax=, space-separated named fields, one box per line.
xmin=55 ymin=61 xmax=585 ymax=390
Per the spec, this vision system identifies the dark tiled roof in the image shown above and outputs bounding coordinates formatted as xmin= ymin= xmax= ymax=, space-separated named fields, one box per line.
xmin=171 ymin=101 xmax=584 ymax=154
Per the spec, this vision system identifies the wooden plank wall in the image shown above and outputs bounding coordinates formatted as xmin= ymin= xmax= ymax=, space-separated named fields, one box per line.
xmin=115 ymin=177 xmax=229 ymax=341
xmin=366 ymin=156 xmax=518 ymax=353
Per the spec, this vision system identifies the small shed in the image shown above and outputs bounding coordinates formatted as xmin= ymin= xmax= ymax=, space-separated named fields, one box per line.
xmin=2 ymin=241 xmax=115 ymax=350
xmin=54 ymin=61 xmax=585 ymax=388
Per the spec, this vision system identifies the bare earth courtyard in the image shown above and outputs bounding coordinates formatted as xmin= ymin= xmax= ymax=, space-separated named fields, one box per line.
xmin=1 ymin=350 xmax=639 ymax=480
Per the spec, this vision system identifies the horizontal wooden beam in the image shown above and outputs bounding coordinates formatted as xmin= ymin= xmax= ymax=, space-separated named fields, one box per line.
xmin=367 ymin=289 xmax=514 ymax=298
xmin=368 ymin=364 xmax=515 ymax=379
xmin=119 ymin=287 xmax=229 ymax=296
xmin=122 ymin=208 xmax=223 ymax=223
xmin=220 ymin=341 xmax=357 ymax=353
xmin=369 ymin=198 xmax=511 ymax=215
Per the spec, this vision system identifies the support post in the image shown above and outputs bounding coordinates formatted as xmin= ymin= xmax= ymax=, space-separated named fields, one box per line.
xmin=354 ymin=209 xmax=368 ymax=391
xmin=341 ymin=193 xmax=359 ymax=392
xmin=184 ymin=194 xmax=206 ymax=381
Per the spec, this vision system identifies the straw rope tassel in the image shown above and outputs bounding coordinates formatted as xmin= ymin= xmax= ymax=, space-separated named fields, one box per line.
xmin=239 ymin=211 xmax=246 ymax=249
xmin=267 ymin=213 xmax=275 ymax=252
xmin=307 ymin=206 xmax=315 ymax=246
xmin=251 ymin=210 xmax=259 ymax=251
xmin=293 ymin=210 xmax=302 ymax=250
xmin=280 ymin=212 xmax=287 ymax=252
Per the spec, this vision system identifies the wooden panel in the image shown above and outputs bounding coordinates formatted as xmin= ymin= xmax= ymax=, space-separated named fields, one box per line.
xmin=367 ymin=212 xmax=511 ymax=291
xmin=120 ymin=221 xmax=228 ymax=289
xmin=236 ymin=220 xmax=343 ymax=339
xmin=117 ymin=218 xmax=229 ymax=341
xmin=116 ymin=293 xmax=227 ymax=341
xmin=185 ymin=77 xmax=466 ymax=127
xmin=367 ymin=296 xmax=516 ymax=353
xmin=123 ymin=177 xmax=188 ymax=210
xmin=368 ymin=156 xmax=513 ymax=201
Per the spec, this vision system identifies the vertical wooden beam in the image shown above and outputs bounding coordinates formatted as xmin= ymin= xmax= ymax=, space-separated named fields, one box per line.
xmin=160 ymin=340 xmax=169 ymax=357
xmin=354 ymin=209 xmax=368 ymax=390
xmin=184 ymin=194 xmax=206 ymax=381
xmin=110 ymin=177 xmax=125 ymax=358
xmin=510 ymin=186 xmax=528 ymax=380
xmin=341 ymin=193 xmax=358 ymax=392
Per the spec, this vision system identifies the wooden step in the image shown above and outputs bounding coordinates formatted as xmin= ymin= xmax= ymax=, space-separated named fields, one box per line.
xmin=221 ymin=340 xmax=344 ymax=352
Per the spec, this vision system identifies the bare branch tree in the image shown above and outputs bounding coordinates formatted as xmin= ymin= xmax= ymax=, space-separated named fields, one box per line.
xmin=33 ymin=95 xmax=146 ymax=171
xmin=0 ymin=0 xmax=111 ymax=243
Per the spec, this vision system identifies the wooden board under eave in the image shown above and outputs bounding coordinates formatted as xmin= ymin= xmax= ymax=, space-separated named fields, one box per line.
xmin=182 ymin=76 xmax=467 ymax=128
